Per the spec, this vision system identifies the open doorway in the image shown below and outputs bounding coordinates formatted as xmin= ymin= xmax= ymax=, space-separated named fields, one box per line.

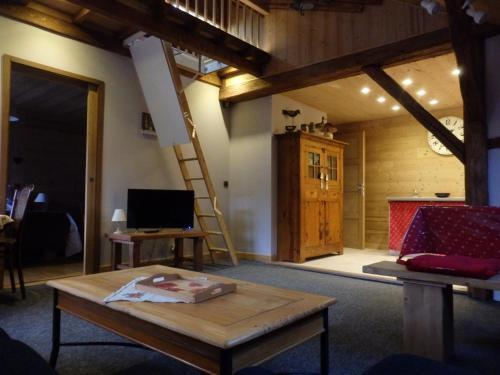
xmin=1 ymin=56 xmax=104 ymax=285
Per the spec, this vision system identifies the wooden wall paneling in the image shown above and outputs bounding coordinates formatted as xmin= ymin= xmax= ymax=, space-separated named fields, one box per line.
xmin=445 ymin=0 xmax=488 ymax=205
xmin=336 ymin=108 xmax=465 ymax=249
xmin=1 ymin=56 xmax=104 ymax=274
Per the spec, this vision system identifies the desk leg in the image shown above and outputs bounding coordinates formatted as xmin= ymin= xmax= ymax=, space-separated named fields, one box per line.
xmin=321 ymin=308 xmax=329 ymax=375
xmin=111 ymin=242 xmax=122 ymax=271
xmin=220 ymin=348 xmax=233 ymax=375
xmin=174 ymin=238 xmax=183 ymax=268
xmin=128 ymin=242 xmax=141 ymax=268
xmin=193 ymin=237 xmax=203 ymax=272
xmin=49 ymin=290 xmax=61 ymax=368
xmin=403 ymin=281 xmax=454 ymax=361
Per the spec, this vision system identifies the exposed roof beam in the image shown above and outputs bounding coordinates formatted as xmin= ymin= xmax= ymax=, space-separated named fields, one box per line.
xmin=0 ymin=4 xmax=128 ymax=55
xmin=445 ymin=0 xmax=488 ymax=205
xmin=64 ymin=0 xmax=270 ymax=76
xmin=219 ymin=28 xmax=452 ymax=103
xmin=362 ymin=64 xmax=465 ymax=164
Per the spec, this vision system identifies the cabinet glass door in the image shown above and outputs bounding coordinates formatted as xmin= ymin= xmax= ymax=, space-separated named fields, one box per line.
xmin=326 ymin=154 xmax=338 ymax=181
xmin=307 ymin=151 xmax=321 ymax=180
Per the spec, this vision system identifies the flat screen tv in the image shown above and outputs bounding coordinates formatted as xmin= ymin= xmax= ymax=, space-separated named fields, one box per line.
xmin=127 ymin=189 xmax=194 ymax=229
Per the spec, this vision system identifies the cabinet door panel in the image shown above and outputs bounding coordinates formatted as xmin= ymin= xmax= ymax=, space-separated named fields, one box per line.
xmin=301 ymin=141 xmax=323 ymax=191
xmin=302 ymin=200 xmax=323 ymax=255
xmin=324 ymin=146 xmax=342 ymax=192
xmin=324 ymin=199 xmax=342 ymax=252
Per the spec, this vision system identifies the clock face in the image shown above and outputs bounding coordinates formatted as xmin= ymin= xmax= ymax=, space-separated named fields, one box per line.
xmin=427 ymin=116 xmax=464 ymax=155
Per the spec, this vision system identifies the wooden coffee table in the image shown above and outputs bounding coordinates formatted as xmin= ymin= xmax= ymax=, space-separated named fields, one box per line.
xmin=47 ymin=265 xmax=335 ymax=374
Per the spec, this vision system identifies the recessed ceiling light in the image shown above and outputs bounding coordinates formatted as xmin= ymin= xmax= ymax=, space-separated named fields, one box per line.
xmin=429 ymin=99 xmax=439 ymax=106
xmin=9 ymin=116 xmax=19 ymax=123
xmin=377 ymin=96 xmax=386 ymax=103
xmin=360 ymin=87 xmax=371 ymax=95
xmin=402 ymin=78 xmax=413 ymax=86
xmin=416 ymin=89 xmax=427 ymax=97
xmin=391 ymin=105 xmax=401 ymax=111
xmin=451 ymin=68 xmax=461 ymax=76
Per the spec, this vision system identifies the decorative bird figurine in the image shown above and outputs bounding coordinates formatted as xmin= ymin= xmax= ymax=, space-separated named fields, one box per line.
xmin=282 ymin=109 xmax=301 ymax=118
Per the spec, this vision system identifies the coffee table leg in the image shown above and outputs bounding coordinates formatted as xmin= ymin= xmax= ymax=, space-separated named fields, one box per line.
xmin=220 ymin=348 xmax=233 ymax=375
xmin=321 ymin=308 xmax=329 ymax=375
xmin=174 ymin=238 xmax=183 ymax=268
xmin=49 ymin=289 xmax=61 ymax=368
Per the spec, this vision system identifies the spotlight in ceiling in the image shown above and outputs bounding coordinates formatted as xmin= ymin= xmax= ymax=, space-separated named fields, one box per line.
xmin=416 ymin=89 xmax=427 ymax=97
xmin=377 ymin=96 xmax=386 ymax=103
xmin=392 ymin=105 xmax=401 ymax=111
xmin=420 ymin=0 xmax=441 ymax=15
xmin=9 ymin=115 xmax=19 ymax=123
xmin=451 ymin=68 xmax=462 ymax=76
xmin=402 ymin=78 xmax=413 ymax=87
xmin=463 ymin=0 xmax=488 ymax=24
xmin=429 ymin=99 xmax=439 ymax=106
xmin=360 ymin=87 xmax=371 ymax=95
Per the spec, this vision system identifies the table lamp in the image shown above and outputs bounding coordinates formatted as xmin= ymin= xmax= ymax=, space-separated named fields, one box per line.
xmin=112 ymin=209 xmax=126 ymax=234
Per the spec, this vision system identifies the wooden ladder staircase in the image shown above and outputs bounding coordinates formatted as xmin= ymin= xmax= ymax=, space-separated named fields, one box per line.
xmin=162 ymin=41 xmax=239 ymax=266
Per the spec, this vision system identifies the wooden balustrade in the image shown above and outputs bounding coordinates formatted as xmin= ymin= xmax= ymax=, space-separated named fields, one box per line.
xmin=165 ymin=0 xmax=266 ymax=47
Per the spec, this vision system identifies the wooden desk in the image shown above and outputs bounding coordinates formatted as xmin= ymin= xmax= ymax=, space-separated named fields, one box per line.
xmin=363 ymin=261 xmax=500 ymax=361
xmin=47 ymin=265 xmax=335 ymax=374
xmin=106 ymin=229 xmax=208 ymax=272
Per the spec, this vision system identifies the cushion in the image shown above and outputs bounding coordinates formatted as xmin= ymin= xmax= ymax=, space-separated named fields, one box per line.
xmin=406 ymin=255 xmax=500 ymax=279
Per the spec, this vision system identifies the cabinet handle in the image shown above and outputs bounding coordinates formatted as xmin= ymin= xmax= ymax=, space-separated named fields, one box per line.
xmin=325 ymin=174 xmax=329 ymax=190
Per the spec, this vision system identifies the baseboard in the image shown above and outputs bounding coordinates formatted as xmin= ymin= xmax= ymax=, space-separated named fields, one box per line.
xmin=236 ymin=251 xmax=272 ymax=263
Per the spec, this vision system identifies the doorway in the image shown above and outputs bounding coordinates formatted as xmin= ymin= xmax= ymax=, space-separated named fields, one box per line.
xmin=1 ymin=56 xmax=104 ymax=280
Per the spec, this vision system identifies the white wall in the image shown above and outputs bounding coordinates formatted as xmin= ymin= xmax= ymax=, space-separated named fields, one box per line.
xmin=486 ymin=35 xmax=500 ymax=205
xmin=0 ymin=16 xmax=230 ymax=265
xmin=228 ymin=94 xmax=326 ymax=256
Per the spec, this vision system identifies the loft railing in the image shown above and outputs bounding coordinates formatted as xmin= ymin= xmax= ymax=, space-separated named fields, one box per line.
xmin=165 ymin=0 xmax=266 ymax=48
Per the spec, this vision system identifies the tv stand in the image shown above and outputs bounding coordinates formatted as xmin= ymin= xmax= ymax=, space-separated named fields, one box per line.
xmin=106 ymin=229 xmax=208 ymax=271
xmin=143 ymin=229 xmax=160 ymax=233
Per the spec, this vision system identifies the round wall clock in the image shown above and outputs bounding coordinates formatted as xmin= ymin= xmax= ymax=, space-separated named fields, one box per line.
xmin=427 ymin=116 xmax=464 ymax=156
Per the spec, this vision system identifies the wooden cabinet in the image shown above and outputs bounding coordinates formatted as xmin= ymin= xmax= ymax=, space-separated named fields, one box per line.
xmin=277 ymin=132 xmax=345 ymax=263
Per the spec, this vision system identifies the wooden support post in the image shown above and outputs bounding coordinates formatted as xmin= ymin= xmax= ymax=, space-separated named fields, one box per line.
xmin=445 ymin=0 xmax=489 ymax=205
xmin=362 ymin=65 xmax=465 ymax=163
xmin=403 ymin=281 xmax=454 ymax=361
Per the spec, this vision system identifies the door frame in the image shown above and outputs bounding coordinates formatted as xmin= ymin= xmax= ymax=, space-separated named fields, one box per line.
xmin=1 ymin=55 xmax=105 ymax=274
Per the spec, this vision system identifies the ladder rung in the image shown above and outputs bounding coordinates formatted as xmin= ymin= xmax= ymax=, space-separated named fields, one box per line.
xmin=179 ymin=157 xmax=198 ymax=162
xmin=185 ymin=177 xmax=204 ymax=181
xmin=198 ymin=213 xmax=216 ymax=217
xmin=195 ymin=196 xmax=210 ymax=200
xmin=209 ymin=247 xmax=229 ymax=252
xmin=206 ymin=230 xmax=223 ymax=235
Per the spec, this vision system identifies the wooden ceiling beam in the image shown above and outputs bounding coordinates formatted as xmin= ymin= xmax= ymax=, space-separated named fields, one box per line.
xmin=444 ymin=0 xmax=488 ymax=205
xmin=219 ymin=28 xmax=452 ymax=103
xmin=73 ymin=8 xmax=91 ymax=24
xmin=0 ymin=4 xmax=128 ymax=55
xmin=64 ymin=0 xmax=270 ymax=76
xmin=363 ymin=65 xmax=465 ymax=163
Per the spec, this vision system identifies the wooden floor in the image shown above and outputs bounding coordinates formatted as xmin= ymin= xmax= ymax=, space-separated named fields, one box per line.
xmin=3 ymin=261 xmax=82 ymax=287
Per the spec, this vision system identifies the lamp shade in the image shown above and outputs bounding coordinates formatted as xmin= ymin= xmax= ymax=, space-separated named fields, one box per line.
xmin=112 ymin=209 xmax=126 ymax=222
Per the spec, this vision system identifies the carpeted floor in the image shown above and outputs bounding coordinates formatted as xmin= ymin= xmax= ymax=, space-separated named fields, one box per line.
xmin=1 ymin=261 xmax=500 ymax=374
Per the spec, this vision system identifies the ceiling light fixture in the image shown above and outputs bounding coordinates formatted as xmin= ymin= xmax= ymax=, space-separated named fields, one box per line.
xmin=360 ymin=87 xmax=371 ymax=95
xmin=451 ymin=68 xmax=462 ymax=76
xmin=429 ymin=99 xmax=439 ymax=105
xmin=420 ymin=0 xmax=441 ymax=15
xmin=392 ymin=105 xmax=401 ymax=111
xmin=377 ymin=96 xmax=386 ymax=103
xmin=9 ymin=115 xmax=19 ymax=123
xmin=416 ymin=89 xmax=427 ymax=97
xmin=402 ymin=78 xmax=413 ymax=87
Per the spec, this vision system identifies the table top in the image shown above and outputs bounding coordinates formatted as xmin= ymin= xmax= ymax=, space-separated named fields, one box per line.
xmin=363 ymin=261 xmax=500 ymax=290
xmin=47 ymin=265 xmax=335 ymax=348
xmin=106 ymin=229 xmax=208 ymax=241
xmin=386 ymin=197 xmax=465 ymax=202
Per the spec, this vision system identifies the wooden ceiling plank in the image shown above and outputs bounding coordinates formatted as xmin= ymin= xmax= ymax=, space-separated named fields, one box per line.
xmin=73 ymin=7 xmax=91 ymax=24
xmin=269 ymin=2 xmax=364 ymax=13
xmin=219 ymin=28 xmax=453 ymax=102
xmin=444 ymin=0 xmax=488 ymax=205
xmin=0 ymin=4 xmax=128 ymax=55
xmin=362 ymin=64 xmax=465 ymax=163
xmin=64 ymin=0 xmax=270 ymax=75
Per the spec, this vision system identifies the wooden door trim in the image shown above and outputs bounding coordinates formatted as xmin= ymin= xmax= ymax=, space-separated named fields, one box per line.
xmin=0 ymin=55 xmax=104 ymax=274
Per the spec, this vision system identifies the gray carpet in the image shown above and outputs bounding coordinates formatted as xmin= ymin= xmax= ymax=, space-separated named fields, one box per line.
xmin=1 ymin=261 xmax=500 ymax=374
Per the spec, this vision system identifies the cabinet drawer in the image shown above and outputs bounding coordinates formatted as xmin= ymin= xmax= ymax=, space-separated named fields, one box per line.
xmin=303 ymin=189 xmax=319 ymax=200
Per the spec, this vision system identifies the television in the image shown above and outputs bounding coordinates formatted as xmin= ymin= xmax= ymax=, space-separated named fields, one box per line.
xmin=127 ymin=189 xmax=194 ymax=229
